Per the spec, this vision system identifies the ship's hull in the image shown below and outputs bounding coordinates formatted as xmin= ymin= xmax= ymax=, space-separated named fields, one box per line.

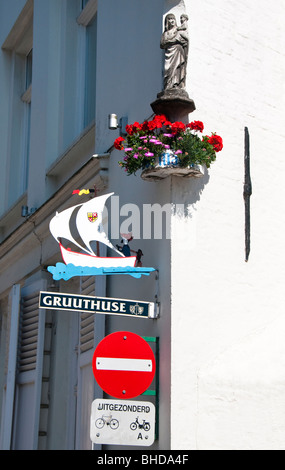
xmin=59 ymin=244 xmax=137 ymax=268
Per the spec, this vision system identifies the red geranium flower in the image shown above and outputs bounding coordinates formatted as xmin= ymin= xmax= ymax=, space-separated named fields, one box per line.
xmin=114 ymin=136 xmax=125 ymax=150
xmin=141 ymin=120 xmax=150 ymax=132
xmin=187 ymin=120 xmax=204 ymax=132
xmin=132 ymin=121 xmax=141 ymax=131
xmin=171 ymin=121 xmax=186 ymax=134
xmin=147 ymin=120 xmax=157 ymax=131
xmin=152 ymin=115 xmax=168 ymax=128
xmin=207 ymin=134 xmax=223 ymax=152
xmin=125 ymin=124 xmax=134 ymax=135
xmin=125 ymin=122 xmax=142 ymax=135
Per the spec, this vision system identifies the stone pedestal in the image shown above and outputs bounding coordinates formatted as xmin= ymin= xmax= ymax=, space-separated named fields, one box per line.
xmin=151 ymin=88 xmax=195 ymax=122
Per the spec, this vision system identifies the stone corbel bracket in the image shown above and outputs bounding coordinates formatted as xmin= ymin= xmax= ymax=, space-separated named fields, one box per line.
xmin=92 ymin=153 xmax=110 ymax=188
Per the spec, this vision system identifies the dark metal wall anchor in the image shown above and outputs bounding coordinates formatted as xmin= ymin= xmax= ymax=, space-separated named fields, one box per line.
xmin=243 ymin=127 xmax=252 ymax=262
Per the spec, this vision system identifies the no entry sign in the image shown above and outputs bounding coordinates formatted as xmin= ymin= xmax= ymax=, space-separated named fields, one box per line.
xmin=92 ymin=332 xmax=156 ymax=399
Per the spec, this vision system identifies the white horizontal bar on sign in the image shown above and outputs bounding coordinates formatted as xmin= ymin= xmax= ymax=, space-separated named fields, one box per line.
xmin=96 ymin=357 xmax=153 ymax=372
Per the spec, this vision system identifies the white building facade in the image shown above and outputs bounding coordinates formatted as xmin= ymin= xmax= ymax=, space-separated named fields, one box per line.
xmin=0 ymin=0 xmax=285 ymax=451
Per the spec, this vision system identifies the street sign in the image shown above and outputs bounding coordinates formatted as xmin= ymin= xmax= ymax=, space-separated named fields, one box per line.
xmin=39 ymin=291 xmax=158 ymax=318
xmin=90 ymin=398 xmax=155 ymax=447
xmin=92 ymin=331 xmax=156 ymax=399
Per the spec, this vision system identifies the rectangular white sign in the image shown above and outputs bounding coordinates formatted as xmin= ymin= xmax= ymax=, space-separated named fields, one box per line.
xmin=90 ymin=398 xmax=155 ymax=447
xmin=95 ymin=357 xmax=153 ymax=372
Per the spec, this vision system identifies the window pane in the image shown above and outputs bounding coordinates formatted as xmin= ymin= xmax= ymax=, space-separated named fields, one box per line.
xmin=84 ymin=16 xmax=97 ymax=127
xmin=23 ymin=102 xmax=31 ymax=191
xmin=25 ymin=49 xmax=33 ymax=89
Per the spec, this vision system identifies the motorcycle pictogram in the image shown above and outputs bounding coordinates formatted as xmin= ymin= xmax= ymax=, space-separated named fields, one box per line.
xmin=130 ymin=416 xmax=151 ymax=431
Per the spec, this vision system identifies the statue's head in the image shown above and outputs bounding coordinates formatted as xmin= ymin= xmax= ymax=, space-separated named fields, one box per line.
xmin=164 ymin=13 xmax=177 ymax=30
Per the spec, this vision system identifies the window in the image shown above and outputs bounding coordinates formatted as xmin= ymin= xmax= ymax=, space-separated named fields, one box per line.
xmin=25 ymin=49 xmax=33 ymax=89
xmin=77 ymin=0 xmax=97 ymax=129
xmin=84 ymin=17 xmax=97 ymax=127
xmin=12 ymin=284 xmax=47 ymax=450
xmin=2 ymin=280 xmax=47 ymax=450
xmin=3 ymin=49 xmax=32 ymax=208
xmin=18 ymin=290 xmax=39 ymax=374
xmin=20 ymin=49 xmax=33 ymax=194
xmin=1 ymin=0 xmax=33 ymax=210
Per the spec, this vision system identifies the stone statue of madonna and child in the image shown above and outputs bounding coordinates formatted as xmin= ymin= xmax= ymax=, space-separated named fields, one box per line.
xmin=151 ymin=12 xmax=195 ymax=120
xmin=161 ymin=12 xmax=189 ymax=90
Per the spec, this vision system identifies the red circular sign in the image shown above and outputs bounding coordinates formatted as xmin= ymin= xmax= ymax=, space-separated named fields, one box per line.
xmin=92 ymin=331 xmax=156 ymax=399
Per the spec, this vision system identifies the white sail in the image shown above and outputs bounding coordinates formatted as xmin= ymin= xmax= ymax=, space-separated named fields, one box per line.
xmin=75 ymin=192 xmax=123 ymax=257
xmin=49 ymin=204 xmax=92 ymax=255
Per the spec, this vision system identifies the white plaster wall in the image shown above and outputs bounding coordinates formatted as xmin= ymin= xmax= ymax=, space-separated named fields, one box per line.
xmin=170 ymin=0 xmax=285 ymax=450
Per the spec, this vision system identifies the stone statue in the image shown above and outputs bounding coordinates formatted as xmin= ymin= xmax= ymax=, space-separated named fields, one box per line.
xmin=160 ymin=13 xmax=189 ymax=91
xmin=151 ymin=11 xmax=195 ymax=121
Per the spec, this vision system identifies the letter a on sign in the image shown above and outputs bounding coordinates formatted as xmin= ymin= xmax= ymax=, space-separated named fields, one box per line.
xmin=92 ymin=331 xmax=156 ymax=399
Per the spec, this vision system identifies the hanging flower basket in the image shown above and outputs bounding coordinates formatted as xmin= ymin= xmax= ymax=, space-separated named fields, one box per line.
xmin=114 ymin=115 xmax=223 ymax=181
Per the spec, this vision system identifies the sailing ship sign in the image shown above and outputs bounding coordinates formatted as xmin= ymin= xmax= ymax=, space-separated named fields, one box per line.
xmin=47 ymin=192 xmax=155 ymax=280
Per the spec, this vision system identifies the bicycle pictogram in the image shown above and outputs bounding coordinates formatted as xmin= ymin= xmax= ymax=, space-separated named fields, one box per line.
xmin=95 ymin=414 xmax=119 ymax=430
xmin=130 ymin=416 xmax=151 ymax=431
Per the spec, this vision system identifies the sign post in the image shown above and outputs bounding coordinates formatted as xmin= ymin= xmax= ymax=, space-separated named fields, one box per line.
xmin=92 ymin=331 xmax=156 ymax=399
xmin=90 ymin=398 xmax=155 ymax=447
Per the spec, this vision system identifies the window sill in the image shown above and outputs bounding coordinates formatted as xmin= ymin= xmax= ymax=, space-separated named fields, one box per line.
xmin=46 ymin=121 xmax=96 ymax=190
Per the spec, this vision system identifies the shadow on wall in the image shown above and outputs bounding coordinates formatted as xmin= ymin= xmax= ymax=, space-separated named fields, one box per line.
xmin=170 ymin=167 xmax=210 ymax=218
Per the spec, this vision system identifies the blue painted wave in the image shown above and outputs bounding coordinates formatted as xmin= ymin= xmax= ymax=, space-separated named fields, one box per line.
xmin=47 ymin=263 xmax=156 ymax=280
